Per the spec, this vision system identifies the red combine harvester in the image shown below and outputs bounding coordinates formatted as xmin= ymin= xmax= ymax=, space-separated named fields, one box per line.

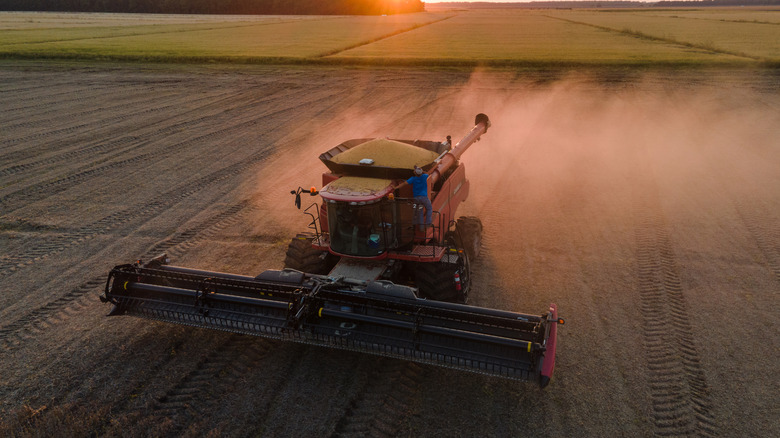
xmin=102 ymin=114 xmax=564 ymax=387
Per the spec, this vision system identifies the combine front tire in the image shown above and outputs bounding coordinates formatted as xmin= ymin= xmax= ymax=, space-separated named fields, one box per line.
xmin=455 ymin=216 xmax=482 ymax=261
xmin=284 ymin=235 xmax=332 ymax=275
xmin=414 ymin=251 xmax=470 ymax=303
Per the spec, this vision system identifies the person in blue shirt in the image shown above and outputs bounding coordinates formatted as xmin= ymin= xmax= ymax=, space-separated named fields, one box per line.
xmin=401 ymin=166 xmax=432 ymax=227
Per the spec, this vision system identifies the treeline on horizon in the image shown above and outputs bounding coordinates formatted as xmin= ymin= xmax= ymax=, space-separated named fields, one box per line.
xmin=429 ymin=0 xmax=779 ymax=8
xmin=0 ymin=0 xmax=425 ymax=15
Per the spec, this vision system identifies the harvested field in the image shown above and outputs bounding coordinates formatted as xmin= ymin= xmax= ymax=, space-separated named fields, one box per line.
xmin=0 ymin=62 xmax=778 ymax=437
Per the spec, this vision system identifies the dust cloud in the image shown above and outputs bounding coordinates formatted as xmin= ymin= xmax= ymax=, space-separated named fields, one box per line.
xmin=239 ymin=92 xmax=408 ymax=238
xmin=447 ymin=70 xmax=779 ymax=225
xmin=240 ymin=70 xmax=779 ymax=249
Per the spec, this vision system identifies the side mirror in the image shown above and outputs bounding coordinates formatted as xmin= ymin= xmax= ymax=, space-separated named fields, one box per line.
xmin=292 ymin=187 xmax=318 ymax=209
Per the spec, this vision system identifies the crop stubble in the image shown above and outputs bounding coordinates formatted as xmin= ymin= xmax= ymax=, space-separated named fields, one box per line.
xmin=0 ymin=64 xmax=778 ymax=437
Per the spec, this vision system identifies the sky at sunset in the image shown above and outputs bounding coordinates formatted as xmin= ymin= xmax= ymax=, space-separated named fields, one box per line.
xmin=424 ymin=0 xmax=644 ymax=2
xmin=423 ymin=0 xmax=598 ymax=2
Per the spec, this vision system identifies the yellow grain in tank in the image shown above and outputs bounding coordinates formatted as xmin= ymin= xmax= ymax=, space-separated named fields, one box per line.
xmin=327 ymin=176 xmax=392 ymax=193
xmin=330 ymin=138 xmax=439 ymax=169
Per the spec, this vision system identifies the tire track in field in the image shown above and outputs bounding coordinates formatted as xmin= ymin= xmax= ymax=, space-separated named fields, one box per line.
xmin=330 ymin=360 xmax=425 ymax=438
xmin=0 ymin=79 xmax=117 ymax=99
xmin=634 ymin=187 xmax=718 ymax=437
xmin=0 ymin=105 xmax=284 ymax=276
xmin=0 ymin=84 xmax=120 ymax=117
xmin=0 ymin=79 xmax=357 ymax=279
xmin=241 ymin=85 xmax=459 ymax=436
xmin=0 ymin=81 xmax=311 ymax=171
xmin=695 ymin=141 xmax=780 ymax=285
xmin=0 ymin=333 xmax=196 ymax=436
xmin=0 ymin=87 xmax=247 ymax=176
xmin=0 ymin=75 xmax=418 ymax=282
xmin=358 ymin=81 xmax=464 ymax=143
xmin=0 ymin=200 xmax=256 ymax=351
xmin=0 ymin=91 xmax=177 ymax=150
xmin=732 ymin=199 xmax=780 ymax=284
xmin=0 ymin=134 xmax=147 ymax=178
xmin=319 ymin=86 xmax=477 ymax=438
xmin=125 ymin=334 xmax=274 ymax=437
xmin=0 ymin=137 xmax=263 ymax=278
xmin=245 ymin=347 xmax=362 ymax=436
xmin=682 ymin=107 xmax=780 ymax=285
xmin=0 ymin=86 xmax=337 ymax=214
xmin=375 ymin=86 xmax=453 ymax=135
xmin=0 ymin=78 xmax=459 ymax=435
xmin=111 ymin=339 xmax=307 ymax=436
xmin=0 ymin=84 xmax=244 ymax=161
xmin=1 ymin=85 xmax=167 ymax=132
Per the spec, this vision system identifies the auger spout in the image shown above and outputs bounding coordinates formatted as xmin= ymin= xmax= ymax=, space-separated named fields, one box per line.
xmin=429 ymin=113 xmax=490 ymax=186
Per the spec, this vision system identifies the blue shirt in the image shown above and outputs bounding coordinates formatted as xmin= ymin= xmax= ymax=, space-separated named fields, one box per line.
xmin=406 ymin=174 xmax=429 ymax=198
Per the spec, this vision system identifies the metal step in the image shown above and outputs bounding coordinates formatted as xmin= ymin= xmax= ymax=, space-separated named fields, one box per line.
xmin=328 ymin=258 xmax=387 ymax=283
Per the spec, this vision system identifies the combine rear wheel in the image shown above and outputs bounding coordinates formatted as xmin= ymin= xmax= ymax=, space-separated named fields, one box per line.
xmin=414 ymin=250 xmax=470 ymax=303
xmin=284 ymin=235 xmax=332 ymax=275
xmin=455 ymin=216 xmax=482 ymax=261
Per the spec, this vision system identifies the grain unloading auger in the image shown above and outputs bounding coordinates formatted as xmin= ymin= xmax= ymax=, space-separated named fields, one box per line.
xmin=102 ymin=114 xmax=564 ymax=387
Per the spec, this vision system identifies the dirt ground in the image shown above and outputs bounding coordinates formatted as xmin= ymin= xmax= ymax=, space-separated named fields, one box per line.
xmin=0 ymin=62 xmax=777 ymax=437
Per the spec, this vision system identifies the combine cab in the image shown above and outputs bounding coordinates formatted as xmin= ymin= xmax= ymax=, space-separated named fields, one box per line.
xmin=286 ymin=113 xmax=492 ymax=302
xmin=102 ymin=114 xmax=564 ymax=387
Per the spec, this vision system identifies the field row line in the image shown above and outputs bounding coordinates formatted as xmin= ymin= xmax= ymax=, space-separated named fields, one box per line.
xmin=3 ymin=49 xmax=773 ymax=68
xmin=544 ymin=15 xmax=763 ymax=62
xmin=0 ymin=18 xmax=329 ymax=47
xmin=318 ymin=14 xmax=454 ymax=58
xmin=636 ymin=12 xmax=780 ymax=26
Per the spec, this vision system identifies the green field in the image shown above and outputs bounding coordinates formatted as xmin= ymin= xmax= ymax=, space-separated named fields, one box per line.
xmin=544 ymin=9 xmax=780 ymax=60
xmin=0 ymin=9 xmax=778 ymax=66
